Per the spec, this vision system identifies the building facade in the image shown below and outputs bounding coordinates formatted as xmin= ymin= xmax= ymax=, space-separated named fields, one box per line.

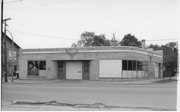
xmin=1 ymin=33 xmax=21 ymax=76
xmin=19 ymin=46 xmax=163 ymax=80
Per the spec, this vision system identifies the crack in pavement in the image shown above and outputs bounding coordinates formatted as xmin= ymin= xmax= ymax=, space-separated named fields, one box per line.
xmin=11 ymin=100 xmax=170 ymax=111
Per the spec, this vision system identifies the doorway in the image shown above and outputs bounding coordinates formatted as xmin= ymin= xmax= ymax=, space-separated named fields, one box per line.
xmin=58 ymin=61 xmax=66 ymax=80
xmin=66 ymin=62 xmax=82 ymax=80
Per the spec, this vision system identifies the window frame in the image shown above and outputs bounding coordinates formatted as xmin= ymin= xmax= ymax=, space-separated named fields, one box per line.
xmin=27 ymin=60 xmax=46 ymax=76
xmin=122 ymin=60 xmax=144 ymax=71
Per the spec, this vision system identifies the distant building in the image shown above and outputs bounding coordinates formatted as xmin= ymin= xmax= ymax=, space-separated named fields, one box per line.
xmin=19 ymin=45 xmax=163 ymax=80
xmin=1 ymin=33 xmax=21 ymax=76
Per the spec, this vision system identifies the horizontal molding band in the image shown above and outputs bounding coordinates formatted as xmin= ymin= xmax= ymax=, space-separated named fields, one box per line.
xmin=22 ymin=49 xmax=163 ymax=58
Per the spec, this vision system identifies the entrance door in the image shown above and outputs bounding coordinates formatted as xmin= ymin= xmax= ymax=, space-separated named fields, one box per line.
xmin=154 ymin=63 xmax=159 ymax=78
xmin=66 ymin=62 xmax=82 ymax=80
xmin=82 ymin=61 xmax=90 ymax=80
xmin=58 ymin=61 xmax=66 ymax=80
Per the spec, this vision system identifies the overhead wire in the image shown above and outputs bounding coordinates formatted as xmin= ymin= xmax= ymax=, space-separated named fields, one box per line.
xmin=146 ymin=38 xmax=178 ymax=42
xmin=4 ymin=0 xmax=23 ymax=4
xmin=5 ymin=0 xmax=80 ymax=11
xmin=9 ymin=29 xmax=178 ymax=42
xmin=9 ymin=29 xmax=78 ymax=41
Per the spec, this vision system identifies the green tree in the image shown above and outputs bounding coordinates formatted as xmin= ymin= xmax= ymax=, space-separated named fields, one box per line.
xmin=77 ymin=31 xmax=95 ymax=47
xmin=120 ymin=33 xmax=141 ymax=47
xmin=71 ymin=43 xmax=77 ymax=47
xmin=91 ymin=34 xmax=111 ymax=46
xmin=163 ymin=42 xmax=178 ymax=78
xmin=148 ymin=44 xmax=161 ymax=50
xmin=166 ymin=42 xmax=177 ymax=51
xmin=71 ymin=31 xmax=111 ymax=47
xmin=148 ymin=42 xmax=178 ymax=78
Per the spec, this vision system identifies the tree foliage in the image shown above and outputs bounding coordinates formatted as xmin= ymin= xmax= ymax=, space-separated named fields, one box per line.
xmin=120 ymin=34 xmax=141 ymax=47
xmin=72 ymin=31 xmax=113 ymax=47
xmin=148 ymin=42 xmax=178 ymax=78
xmin=91 ymin=34 xmax=111 ymax=46
xmin=77 ymin=31 xmax=95 ymax=47
xmin=72 ymin=32 xmax=142 ymax=48
xmin=149 ymin=44 xmax=161 ymax=50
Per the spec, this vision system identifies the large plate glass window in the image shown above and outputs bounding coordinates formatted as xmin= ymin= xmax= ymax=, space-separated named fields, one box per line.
xmin=28 ymin=60 xmax=46 ymax=76
xmin=122 ymin=60 xmax=143 ymax=71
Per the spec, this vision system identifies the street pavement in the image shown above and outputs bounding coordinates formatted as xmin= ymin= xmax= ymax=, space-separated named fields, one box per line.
xmin=1 ymin=78 xmax=178 ymax=111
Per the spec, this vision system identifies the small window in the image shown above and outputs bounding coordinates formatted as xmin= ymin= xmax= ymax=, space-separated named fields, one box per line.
xmin=40 ymin=61 xmax=46 ymax=70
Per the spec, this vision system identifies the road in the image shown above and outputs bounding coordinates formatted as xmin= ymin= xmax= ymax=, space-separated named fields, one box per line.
xmin=1 ymin=80 xmax=177 ymax=111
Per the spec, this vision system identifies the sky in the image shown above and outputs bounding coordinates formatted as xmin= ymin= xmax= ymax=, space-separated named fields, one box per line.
xmin=3 ymin=0 xmax=179 ymax=48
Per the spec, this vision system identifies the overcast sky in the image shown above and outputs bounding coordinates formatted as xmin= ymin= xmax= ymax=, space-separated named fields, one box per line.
xmin=4 ymin=0 xmax=179 ymax=48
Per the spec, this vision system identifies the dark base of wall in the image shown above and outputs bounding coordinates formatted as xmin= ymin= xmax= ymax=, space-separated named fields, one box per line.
xmin=27 ymin=76 xmax=47 ymax=80
xmin=99 ymin=77 xmax=151 ymax=81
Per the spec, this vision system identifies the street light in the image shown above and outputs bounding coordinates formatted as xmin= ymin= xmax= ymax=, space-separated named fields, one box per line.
xmin=3 ymin=18 xmax=11 ymax=22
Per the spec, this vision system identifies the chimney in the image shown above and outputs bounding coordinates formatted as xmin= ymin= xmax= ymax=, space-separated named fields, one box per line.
xmin=141 ymin=39 xmax=146 ymax=48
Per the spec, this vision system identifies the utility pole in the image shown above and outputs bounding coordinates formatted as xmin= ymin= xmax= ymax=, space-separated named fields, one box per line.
xmin=3 ymin=18 xmax=11 ymax=82
xmin=1 ymin=0 xmax=21 ymax=82
xmin=1 ymin=0 xmax=4 ymax=82
xmin=7 ymin=29 xmax=14 ymax=83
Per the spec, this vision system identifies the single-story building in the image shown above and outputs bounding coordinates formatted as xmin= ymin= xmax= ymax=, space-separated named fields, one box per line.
xmin=19 ymin=45 xmax=163 ymax=80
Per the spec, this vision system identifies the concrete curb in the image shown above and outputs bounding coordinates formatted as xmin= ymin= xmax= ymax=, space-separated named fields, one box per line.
xmin=2 ymin=78 xmax=177 ymax=86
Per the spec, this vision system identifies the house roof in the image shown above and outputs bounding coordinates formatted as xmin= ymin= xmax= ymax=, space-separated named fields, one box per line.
xmin=2 ymin=32 xmax=21 ymax=49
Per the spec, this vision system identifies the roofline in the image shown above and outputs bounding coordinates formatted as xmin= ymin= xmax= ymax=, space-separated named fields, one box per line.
xmin=20 ymin=46 xmax=145 ymax=50
xmin=2 ymin=32 xmax=21 ymax=49
xmin=20 ymin=46 xmax=163 ymax=56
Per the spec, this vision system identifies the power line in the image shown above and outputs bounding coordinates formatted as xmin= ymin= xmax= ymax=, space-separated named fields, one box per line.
xmin=13 ymin=29 xmax=179 ymax=42
xmin=4 ymin=0 xmax=22 ymax=4
xmin=8 ymin=29 xmax=178 ymax=42
xmin=6 ymin=0 xmax=80 ymax=11
xmin=9 ymin=29 xmax=78 ymax=41
xmin=146 ymin=38 xmax=178 ymax=42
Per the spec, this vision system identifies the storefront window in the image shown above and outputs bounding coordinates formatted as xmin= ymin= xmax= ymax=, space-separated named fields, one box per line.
xmin=122 ymin=60 xmax=127 ymax=70
xmin=132 ymin=60 xmax=136 ymax=70
xmin=28 ymin=60 xmax=46 ymax=76
xmin=122 ymin=60 xmax=143 ymax=71
xmin=128 ymin=60 xmax=133 ymax=70
xmin=40 ymin=61 xmax=46 ymax=70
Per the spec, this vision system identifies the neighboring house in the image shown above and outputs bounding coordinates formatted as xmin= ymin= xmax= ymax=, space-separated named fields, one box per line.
xmin=19 ymin=45 xmax=163 ymax=80
xmin=1 ymin=33 xmax=21 ymax=76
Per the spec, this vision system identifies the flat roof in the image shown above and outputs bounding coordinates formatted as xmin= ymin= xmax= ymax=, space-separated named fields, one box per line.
xmin=20 ymin=46 xmax=163 ymax=57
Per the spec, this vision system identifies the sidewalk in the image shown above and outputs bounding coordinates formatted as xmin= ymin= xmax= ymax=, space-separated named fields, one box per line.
xmin=2 ymin=77 xmax=177 ymax=86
